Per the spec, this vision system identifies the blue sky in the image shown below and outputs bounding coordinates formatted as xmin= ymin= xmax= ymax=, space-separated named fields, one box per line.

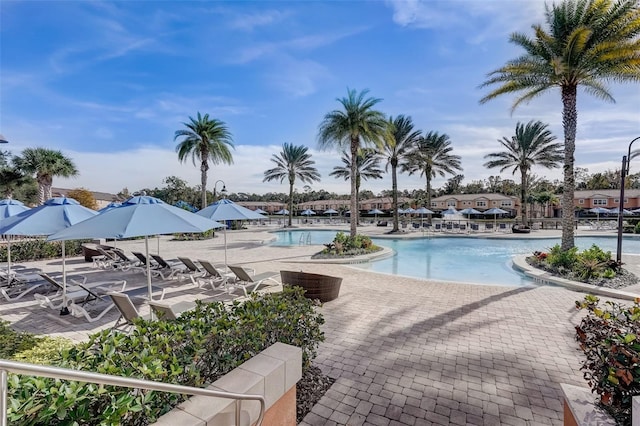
xmin=2 ymin=1 xmax=639 ymax=196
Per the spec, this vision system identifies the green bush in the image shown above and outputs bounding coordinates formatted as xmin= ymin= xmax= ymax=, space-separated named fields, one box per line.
xmin=0 ymin=239 xmax=87 ymax=263
xmin=0 ymin=321 xmax=40 ymax=359
xmin=317 ymin=232 xmax=381 ymax=257
xmin=635 ymin=222 xmax=640 ymax=234
xmin=12 ymin=337 xmax=74 ymax=365
xmin=8 ymin=287 xmax=324 ymax=425
xmin=575 ymin=295 xmax=640 ymax=425
xmin=546 ymin=244 xmax=579 ymax=269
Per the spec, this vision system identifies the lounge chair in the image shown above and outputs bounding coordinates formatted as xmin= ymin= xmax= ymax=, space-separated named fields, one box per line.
xmin=92 ymin=247 xmax=120 ymax=269
xmin=149 ymin=254 xmax=184 ymax=280
xmin=148 ymin=300 xmax=197 ymax=320
xmin=108 ymin=292 xmax=152 ymax=332
xmin=131 ymin=251 xmax=161 ymax=270
xmin=196 ymin=259 xmax=235 ymax=292
xmin=0 ymin=272 xmax=51 ymax=302
xmin=176 ymin=257 xmax=207 ymax=285
xmin=34 ymin=273 xmax=125 ymax=311
xmin=110 ymin=250 xmax=144 ymax=272
xmin=227 ymin=265 xmax=279 ymax=297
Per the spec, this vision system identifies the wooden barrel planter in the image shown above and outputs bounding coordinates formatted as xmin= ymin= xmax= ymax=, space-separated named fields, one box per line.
xmin=280 ymin=270 xmax=342 ymax=303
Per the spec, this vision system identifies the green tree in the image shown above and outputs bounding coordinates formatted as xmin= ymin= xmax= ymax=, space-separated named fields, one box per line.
xmin=379 ymin=115 xmax=421 ymax=232
xmin=15 ymin=148 xmax=78 ymax=205
xmin=484 ymin=120 xmax=563 ymax=224
xmin=480 ymin=0 xmax=640 ymax=250
xmin=175 ymin=112 xmax=234 ymax=209
xmin=318 ymin=88 xmax=387 ymax=237
xmin=405 ymin=132 xmax=462 ymax=209
xmin=263 ymin=143 xmax=321 ymax=227
xmin=329 ymin=149 xmax=383 ymax=226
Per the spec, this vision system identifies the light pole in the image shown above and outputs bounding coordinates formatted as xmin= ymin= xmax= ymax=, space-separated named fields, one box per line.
xmin=616 ymin=136 xmax=640 ymax=263
xmin=212 ymin=180 xmax=227 ymax=202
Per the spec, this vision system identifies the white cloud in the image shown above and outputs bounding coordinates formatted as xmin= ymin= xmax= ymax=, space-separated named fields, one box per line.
xmin=228 ymin=10 xmax=292 ymax=31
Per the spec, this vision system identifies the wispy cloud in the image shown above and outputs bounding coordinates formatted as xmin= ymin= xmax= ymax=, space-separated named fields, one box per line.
xmin=229 ymin=9 xmax=292 ymax=31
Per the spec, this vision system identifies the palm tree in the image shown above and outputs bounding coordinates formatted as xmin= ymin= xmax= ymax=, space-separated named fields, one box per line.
xmin=16 ymin=148 xmax=78 ymax=204
xmin=318 ymin=88 xmax=387 ymax=237
xmin=480 ymin=0 xmax=640 ymax=250
xmin=175 ymin=112 xmax=234 ymax=209
xmin=379 ymin=115 xmax=421 ymax=232
xmin=329 ymin=149 xmax=383 ymax=225
xmin=263 ymin=143 xmax=320 ymax=227
xmin=484 ymin=121 xmax=563 ymax=225
xmin=405 ymin=132 xmax=462 ymax=209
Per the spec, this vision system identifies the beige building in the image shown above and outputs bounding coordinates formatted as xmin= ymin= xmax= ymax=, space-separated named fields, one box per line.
xmin=430 ymin=193 xmax=520 ymax=215
xmin=236 ymin=201 xmax=286 ymax=214
xmin=573 ymin=189 xmax=640 ymax=210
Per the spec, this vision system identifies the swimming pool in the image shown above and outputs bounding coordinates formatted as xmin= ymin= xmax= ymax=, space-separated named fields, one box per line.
xmin=271 ymin=230 xmax=640 ymax=287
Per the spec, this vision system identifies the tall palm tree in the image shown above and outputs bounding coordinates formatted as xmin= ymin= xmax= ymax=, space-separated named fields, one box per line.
xmin=263 ymin=143 xmax=320 ymax=227
xmin=329 ymin=149 xmax=383 ymax=225
xmin=175 ymin=112 xmax=234 ymax=209
xmin=480 ymin=0 xmax=640 ymax=250
xmin=379 ymin=115 xmax=421 ymax=232
xmin=318 ymin=88 xmax=387 ymax=237
xmin=484 ymin=120 xmax=563 ymax=225
xmin=16 ymin=148 xmax=78 ymax=204
xmin=405 ymin=132 xmax=462 ymax=209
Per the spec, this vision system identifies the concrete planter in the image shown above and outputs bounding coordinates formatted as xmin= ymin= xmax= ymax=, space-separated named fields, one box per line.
xmin=153 ymin=342 xmax=302 ymax=426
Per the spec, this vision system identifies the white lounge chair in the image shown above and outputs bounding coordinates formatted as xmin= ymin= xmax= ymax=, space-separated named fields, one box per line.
xmin=227 ymin=265 xmax=280 ymax=297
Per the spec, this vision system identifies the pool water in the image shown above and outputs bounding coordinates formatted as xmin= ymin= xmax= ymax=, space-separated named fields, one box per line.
xmin=271 ymin=230 xmax=640 ymax=287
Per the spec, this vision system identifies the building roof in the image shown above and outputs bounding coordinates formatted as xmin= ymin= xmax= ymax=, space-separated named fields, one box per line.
xmin=574 ymin=189 xmax=640 ymax=198
xmin=431 ymin=193 xmax=517 ymax=202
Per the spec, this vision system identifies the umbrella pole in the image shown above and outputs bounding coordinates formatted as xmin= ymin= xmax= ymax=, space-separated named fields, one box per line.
xmin=146 ymin=236 xmax=153 ymax=301
xmin=60 ymin=242 xmax=69 ymax=315
xmin=6 ymin=237 xmax=11 ymax=284
xmin=224 ymin=227 xmax=228 ymax=266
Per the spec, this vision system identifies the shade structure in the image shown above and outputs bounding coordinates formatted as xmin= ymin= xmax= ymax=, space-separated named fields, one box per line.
xmin=0 ymin=197 xmax=97 ymax=312
xmin=588 ymin=207 xmax=611 ymax=214
xmin=459 ymin=208 xmax=481 ymax=215
xmin=48 ymin=196 xmax=223 ymax=301
xmin=368 ymin=209 xmax=383 ymax=222
xmin=633 ymin=208 xmax=640 ymax=214
xmin=441 ymin=207 xmax=458 ymax=215
xmin=300 ymin=209 xmax=316 ymax=216
xmin=254 ymin=208 xmax=267 ymax=215
xmin=0 ymin=199 xmax=30 ymax=285
xmin=196 ymin=199 xmax=265 ymax=265
xmin=275 ymin=209 xmax=289 ymax=215
xmin=0 ymin=199 xmax=29 ymax=219
xmin=323 ymin=209 xmax=338 ymax=215
xmin=404 ymin=208 xmax=416 ymax=214
xmin=414 ymin=207 xmax=434 ymax=215
xmin=97 ymin=202 xmax=122 ymax=214
xmin=483 ymin=207 xmax=509 ymax=229
xmin=609 ymin=207 xmax=634 ymax=215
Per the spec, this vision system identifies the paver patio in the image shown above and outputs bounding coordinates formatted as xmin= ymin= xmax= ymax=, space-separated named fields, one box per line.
xmin=1 ymin=224 xmax=638 ymax=425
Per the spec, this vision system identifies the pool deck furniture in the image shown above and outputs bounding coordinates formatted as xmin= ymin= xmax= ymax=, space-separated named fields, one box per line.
xmin=279 ymin=270 xmax=342 ymax=303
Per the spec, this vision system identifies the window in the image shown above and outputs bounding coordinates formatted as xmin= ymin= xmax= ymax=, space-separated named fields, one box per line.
xmin=447 ymin=201 xmax=457 ymax=207
xmin=430 ymin=202 xmax=437 ymax=208
xmin=613 ymin=198 xmax=628 ymax=204
xmin=579 ymin=199 xmax=584 ymax=204
xmin=501 ymin=201 xmax=512 ymax=207
xmin=593 ymin=199 xmax=607 ymax=206
xmin=476 ymin=201 xmax=487 ymax=207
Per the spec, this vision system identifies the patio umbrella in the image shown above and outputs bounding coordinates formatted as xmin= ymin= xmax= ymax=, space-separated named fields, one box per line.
xmin=97 ymin=202 xmax=122 ymax=214
xmin=0 ymin=199 xmax=30 ymax=282
xmin=588 ymin=207 xmax=611 ymax=224
xmin=441 ymin=207 xmax=458 ymax=215
xmin=48 ymin=196 xmax=223 ymax=301
xmin=275 ymin=209 xmax=289 ymax=215
xmin=459 ymin=208 xmax=481 ymax=216
xmin=0 ymin=197 xmax=97 ymax=312
xmin=254 ymin=208 xmax=267 ymax=215
xmin=483 ymin=207 xmax=509 ymax=229
xmin=196 ymin=198 xmax=264 ymax=265
xmin=414 ymin=207 xmax=434 ymax=227
xmin=609 ymin=207 xmax=634 ymax=215
xmin=300 ymin=209 xmax=316 ymax=216
xmin=368 ymin=208 xmax=383 ymax=222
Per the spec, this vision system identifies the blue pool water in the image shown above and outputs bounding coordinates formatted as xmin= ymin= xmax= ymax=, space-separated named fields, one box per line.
xmin=271 ymin=230 xmax=640 ymax=286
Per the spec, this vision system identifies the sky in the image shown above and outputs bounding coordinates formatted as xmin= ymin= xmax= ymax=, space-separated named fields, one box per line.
xmin=1 ymin=0 xmax=639 ymax=198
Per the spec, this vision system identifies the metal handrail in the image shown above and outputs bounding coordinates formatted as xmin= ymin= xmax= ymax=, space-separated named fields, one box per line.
xmin=0 ymin=359 xmax=265 ymax=426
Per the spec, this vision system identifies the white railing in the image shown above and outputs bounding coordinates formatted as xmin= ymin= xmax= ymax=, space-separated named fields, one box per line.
xmin=0 ymin=359 xmax=265 ymax=426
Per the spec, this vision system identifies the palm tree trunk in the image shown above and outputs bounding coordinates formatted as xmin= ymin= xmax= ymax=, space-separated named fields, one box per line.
xmin=349 ymin=138 xmax=358 ymax=237
xmin=391 ymin=163 xmax=399 ymax=232
xmin=426 ymin=176 xmax=432 ymax=212
xmin=288 ymin=179 xmax=294 ymax=227
xmin=520 ymin=169 xmax=527 ymax=225
xmin=200 ymin=160 xmax=208 ymax=209
xmin=37 ymin=179 xmax=46 ymax=205
xmin=561 ymin=85 xmax=577 ymax=251
xmin=355 ymin=175 xmax=361 ymax=227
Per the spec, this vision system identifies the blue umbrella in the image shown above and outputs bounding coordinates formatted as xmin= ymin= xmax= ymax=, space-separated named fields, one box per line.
xmin=441 ymin=207 xmax=458 ymax=215
xmin=196 ymin=198 xmax=265 ymax=265
xmin=98 ymin=202 xmax=122 ymax=214
xmin=323 ymin=209 xmax=338 ymax=215
xmin=368 ymin=209 xmax=383 ymax=222
xmin=0 ymin=199 xmax=30 ymax=282
xmin=414 ymin=207 xmax=434 ymax=228
xmin=48 ymin=196 xmax=223 ymax=301
xmin=300 ymin=209 xmax=316 ymax=216
xmin=609 ymin=207 xmax=634 ymax=215
xmin=0 ymin=197 xmax=97 ymax=311
xmin=0 ymin=199 xmax=29 ymax=219
xmin=483 ymin=207 xmax=509 ymax=229
xmin=275 ymin=209 xmax=289 ymax=215
xmin=459 ymin=208 xmax=481 ymax=215
xmin=254 ymin=208 xmax=267 ymax=215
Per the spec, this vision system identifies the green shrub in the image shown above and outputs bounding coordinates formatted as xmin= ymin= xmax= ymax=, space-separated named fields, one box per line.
xmin=12 ymin=337 xmax=74 ymax=365
xmin=0 ymin=239 xmax=87 ymax=263
xmin=0 ymin=321 xmax=40 ymax=358
xmin=8 ymin=287 xmax=324 ymax=425
xmin=546 ymin=244 xmax=578 ymax=269
xmin=575 ymin=295 xmax=640 ymax=425
xmin=635 ymin=222 xmax=640 ymax=234
xmin=317 ymin=232 xmax=381 ymax=257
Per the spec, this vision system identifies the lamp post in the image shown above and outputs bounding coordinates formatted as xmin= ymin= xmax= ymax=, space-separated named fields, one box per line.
xmin=212 ymin=180 xmax=227 ymax=202
xmin=616 ymin=136 xmax=640 ymax=263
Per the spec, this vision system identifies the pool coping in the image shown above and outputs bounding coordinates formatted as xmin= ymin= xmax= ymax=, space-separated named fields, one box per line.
xmin=281 ymin=246 xmax=395 ymax=264
xmin=512 ymin=255 xmax=640 ymax=301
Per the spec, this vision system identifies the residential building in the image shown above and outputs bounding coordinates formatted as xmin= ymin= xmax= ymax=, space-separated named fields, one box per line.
xmin=236 ymin=201 xmax=286 ymax=214
xmin=573 ymin=189 xmax=640 ymax=210
xmin=430 ymin=193 xmax=520 ymax=216
xmin=296 ymin=199 xmax=350 ymax=212
xmin=52 ymin=187 xmax=121 ymax=210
